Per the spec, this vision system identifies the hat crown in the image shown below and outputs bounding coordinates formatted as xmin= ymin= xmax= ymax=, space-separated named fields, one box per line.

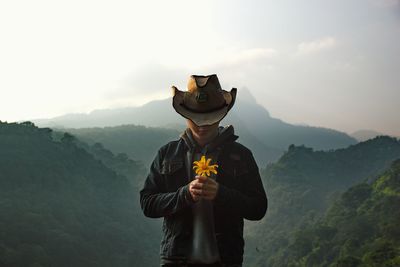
xmin=187 ymin=74 xmax=222 ymax=93
xmin=184 ymin=74 xmax=225 ymax=111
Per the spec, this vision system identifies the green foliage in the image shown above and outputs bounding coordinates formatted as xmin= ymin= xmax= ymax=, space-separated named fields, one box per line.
xmin=74 ymin=140 xmax=147 ymax=189
xmin=0 ymin=121 xmax=160 ymax=267
xmin=3 ymin=121 xmax=400 ymax=267
xmin=272 ymin=160 xmax=400 ymax=266
xmin=245 ymin=137 xmax=400 ymax=266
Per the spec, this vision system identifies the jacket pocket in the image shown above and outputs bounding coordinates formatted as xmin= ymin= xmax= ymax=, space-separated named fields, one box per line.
xmin=160 ymin=159 xmax=186 ymax=191
xmin=160 ymin=159 xmax=184 ymax=175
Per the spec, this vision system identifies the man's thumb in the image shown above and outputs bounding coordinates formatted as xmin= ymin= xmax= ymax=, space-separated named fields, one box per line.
xmin=196 ymin=175 xmax=208 ymax=181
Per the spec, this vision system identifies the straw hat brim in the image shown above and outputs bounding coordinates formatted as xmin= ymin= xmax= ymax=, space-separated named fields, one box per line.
xmin=172 ymin=86 xmax=237 ymax=126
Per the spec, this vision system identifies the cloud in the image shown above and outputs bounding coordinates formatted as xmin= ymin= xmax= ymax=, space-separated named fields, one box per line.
xmin=297 ymin=37 xmax=337 ymax=54
xmin=97 ymin=46 xmax=279 ymax=108
xmin=187 ymin=47 xmax=279 ymax=90
xmin=100 ymin=63 xmax=186 ymax=108
xmin=223 ymin=48 xmax=278 ymax=66
xmin=331 ymin=61 xmax=358 ymax=72
xmin=158 ymin=46 xmax=279 ymax=71
xmin=371 ymin=0 xmax=400 ymax=7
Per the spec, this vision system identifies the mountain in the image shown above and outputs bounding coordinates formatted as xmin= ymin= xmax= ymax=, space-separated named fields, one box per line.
xmin=225 ymin=88 xmax=357 ymax=151
xmin=60 ymin=123 xmax=283 ymax=168
xmin=280 ymin=159 xmax=400 ymax=266
xmin=51 ymin=130 xmax=147 ymax=188
xmin=0 ymin=121 xmax=160 ymax=267
xmin=62 ymin=124 xmax=182 ymax=167
xmin=244 ymin=135 xmax=400 ymax=266
xmin=30 ymin=88 xmax=357 ymax=165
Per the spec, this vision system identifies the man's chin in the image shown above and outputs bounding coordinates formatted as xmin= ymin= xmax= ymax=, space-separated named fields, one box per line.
xmin=197 ymin=130 xmax=210 ymax=135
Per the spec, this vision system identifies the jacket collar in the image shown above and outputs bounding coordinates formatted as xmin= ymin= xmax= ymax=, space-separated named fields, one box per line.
xmin=180 ymin=125 xmax=238 ymax=153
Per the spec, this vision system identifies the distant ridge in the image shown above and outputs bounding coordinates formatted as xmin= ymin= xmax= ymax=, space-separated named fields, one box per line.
xmin=30 ymin=88 xmax=357 ymax=164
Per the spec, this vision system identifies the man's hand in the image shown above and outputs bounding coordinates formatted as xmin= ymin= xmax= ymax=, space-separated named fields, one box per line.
xmin=189 ymin=175 xmax=219 ymax=201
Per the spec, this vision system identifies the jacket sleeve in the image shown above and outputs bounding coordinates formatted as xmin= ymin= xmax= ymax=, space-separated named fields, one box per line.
xmin=139 ymin=147 xmax=195 ymax=218
xmin=214 ymin=150 xmax=268 ymax=221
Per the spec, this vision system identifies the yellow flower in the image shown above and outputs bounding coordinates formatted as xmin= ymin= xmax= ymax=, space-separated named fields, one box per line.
xmin=193 ymin=155 xmax=219 ymax=177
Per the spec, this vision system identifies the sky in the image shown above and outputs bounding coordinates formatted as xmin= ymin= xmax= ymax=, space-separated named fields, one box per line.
xmin=1 ymin=0 xmax=399 ymax=136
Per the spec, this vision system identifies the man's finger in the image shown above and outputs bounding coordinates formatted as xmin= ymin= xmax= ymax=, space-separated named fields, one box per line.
xmin=190 ymin=188 xmax=203 ymax=196
xmin=205 ymin=179 xmax=217 ymax=186
xmin=191 ymin=186 xmax=216 ymax=195
xmin=202 ymin=190 xmax=217 ymax=196
xmin=202 ymin=190 xmax=216 ymax=196
xmin=202 ymin=184 xmax=217 ymax=191
xmin=203 ymin=180 xmax=218 ymax=188
xmin=191 ymin=182 xmax=204 ymax=189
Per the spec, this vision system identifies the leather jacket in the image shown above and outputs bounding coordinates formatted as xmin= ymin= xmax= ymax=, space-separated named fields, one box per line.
xmin=140 ymin=125 xmax=268 ymax=264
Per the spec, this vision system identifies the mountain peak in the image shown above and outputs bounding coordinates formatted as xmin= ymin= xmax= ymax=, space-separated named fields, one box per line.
xmin=238 ymin=87 xmax=257 ymax=104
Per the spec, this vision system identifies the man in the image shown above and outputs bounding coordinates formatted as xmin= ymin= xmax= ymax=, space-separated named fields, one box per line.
xmin=140 ymin=74 xmax=268 ymax=267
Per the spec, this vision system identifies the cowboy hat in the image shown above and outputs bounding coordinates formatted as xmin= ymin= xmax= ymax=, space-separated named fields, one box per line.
xmin=172 ymin=74 xmax=237 ymax=126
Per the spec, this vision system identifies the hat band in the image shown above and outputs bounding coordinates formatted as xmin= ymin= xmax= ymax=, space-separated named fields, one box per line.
xmin=180 ymin=102 xmax=228 ymax=113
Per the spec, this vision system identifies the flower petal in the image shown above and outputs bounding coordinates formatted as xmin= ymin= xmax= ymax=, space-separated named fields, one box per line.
xmin=192 ymin=155 xmax=219 ymax=178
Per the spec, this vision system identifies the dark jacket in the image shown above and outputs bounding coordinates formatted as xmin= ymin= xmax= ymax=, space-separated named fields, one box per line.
xmin=139 ymin=125 xmax=268 ymax=264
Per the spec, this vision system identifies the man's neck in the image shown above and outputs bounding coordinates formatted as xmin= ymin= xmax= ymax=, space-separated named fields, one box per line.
xmin=194 ymin=130 xmax=219 ymax=148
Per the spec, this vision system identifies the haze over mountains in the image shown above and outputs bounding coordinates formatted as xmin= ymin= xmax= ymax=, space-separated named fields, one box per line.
xmin=31 ymin=88 xmax=357 ymax=165
xmin=350 ymin=129 xmax=387 ymax=142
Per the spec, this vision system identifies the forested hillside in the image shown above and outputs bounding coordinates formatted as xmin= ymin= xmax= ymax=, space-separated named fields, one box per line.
xmin=280 ymin=159 xmax=400 ymax=266
xmin=61 ymin=124 xmax=284 ymax=168
xmin=0 ymin=121 xmax=160 ymax=267
xmin=61 ymin=124 xmax=181 ymax=167
xmin=2 ymin=121 xmax=399 ymax=267
xmin=245 ymin=136 xmax=400 ymax=266
xmin=50 ymin=130 xmax=147 ymax=188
